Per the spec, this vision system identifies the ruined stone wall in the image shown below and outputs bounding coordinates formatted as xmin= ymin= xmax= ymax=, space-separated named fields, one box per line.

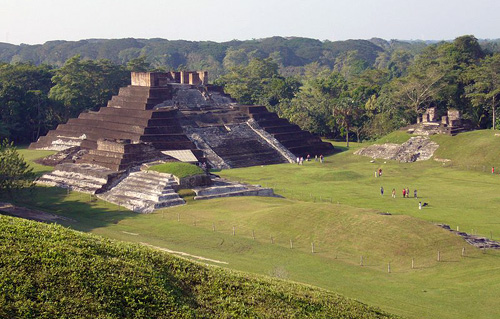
xmin=132 ymin=71 xmax=208 ymax=87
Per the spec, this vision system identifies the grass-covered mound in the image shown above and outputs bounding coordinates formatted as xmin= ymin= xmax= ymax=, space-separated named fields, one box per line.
xmin=0 ymin=215 xmax=399 ymax=319
xmin=148 ymin=162 xmax=204 ymax=178
xmin=431 ymin=130 xmax=500 ymax=169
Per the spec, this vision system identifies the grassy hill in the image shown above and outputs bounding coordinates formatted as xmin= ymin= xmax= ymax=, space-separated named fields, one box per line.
xmin=8 ymin=129 xmax=500 ymax=319
xmin=0 ymin=215 xmax=398 ymax=319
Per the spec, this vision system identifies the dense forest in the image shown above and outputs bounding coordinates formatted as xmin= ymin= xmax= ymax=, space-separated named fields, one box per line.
xmin=1 ymin=35 xmax=500 ymax=144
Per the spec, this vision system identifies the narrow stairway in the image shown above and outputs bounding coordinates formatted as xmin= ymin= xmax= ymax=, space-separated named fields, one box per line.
xmin=97 ymin=170 xmax=184 ymax=213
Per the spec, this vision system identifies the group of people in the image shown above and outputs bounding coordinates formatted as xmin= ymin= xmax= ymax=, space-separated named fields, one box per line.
xmin=377 ymin=168 xmax=423 ymax=209
xmin=379 ymin=187 xmax=417 ymax=198
xmin=296 ymin=154 xmax=324 ymax=165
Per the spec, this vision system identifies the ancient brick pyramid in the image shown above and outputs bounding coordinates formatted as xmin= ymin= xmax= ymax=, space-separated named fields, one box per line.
xmin=30 ymin=71 xmax=334 ymax=170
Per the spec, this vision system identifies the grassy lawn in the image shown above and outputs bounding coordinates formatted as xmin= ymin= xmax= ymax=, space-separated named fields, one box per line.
xmin=5 ymin=131 xmax=500 ymax=319
xmin=147 ymin=162 xmax=204 ymax=178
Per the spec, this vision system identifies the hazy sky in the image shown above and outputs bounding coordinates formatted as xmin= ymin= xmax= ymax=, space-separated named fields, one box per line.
xmin=1 ymin=0 xmax=499 ymax=45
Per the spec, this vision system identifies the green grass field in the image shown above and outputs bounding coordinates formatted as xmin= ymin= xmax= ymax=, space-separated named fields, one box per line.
xmin=148 ymin=162 xmax=204 ymax=178
xmin=0 ymin=215 xmax=398 ymax=319
xmin=5 ymin=130 xmax=500 ymax=319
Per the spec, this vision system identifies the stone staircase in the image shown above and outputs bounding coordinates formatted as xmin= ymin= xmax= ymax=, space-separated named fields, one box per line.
xmin=193 ymin=177 xmax=275 ymax=200
xmin=240 ymin=105 xmax=335 ymax=157
xmin=36 ymin=163 xmax=123 ymax=194
xmin=97 ymin=170 xmax=185 ymax=213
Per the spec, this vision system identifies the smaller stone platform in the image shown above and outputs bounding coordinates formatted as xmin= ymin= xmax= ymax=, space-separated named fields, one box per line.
xmin=77 ymin=139 xmax=175 ymax=171
xmin=97 ymin=170 xmax=185 ymax=213
xmin=36 ymin=163 xmax=125 ymax=194
xmin=193 ymin=177 xmax=276 ymax=200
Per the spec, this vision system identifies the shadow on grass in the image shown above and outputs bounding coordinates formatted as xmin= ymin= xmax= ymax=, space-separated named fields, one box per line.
xmin=332 ymin=145 xmax=350 ymax=153
xmin=2 ymin=186 xmax=138 ymax=232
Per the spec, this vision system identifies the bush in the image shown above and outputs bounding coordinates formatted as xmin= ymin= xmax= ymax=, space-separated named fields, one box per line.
xmin=0 ymin=140 xmax=35 ymax=197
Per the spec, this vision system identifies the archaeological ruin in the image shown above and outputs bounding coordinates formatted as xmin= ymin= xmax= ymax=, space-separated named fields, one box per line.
xmin=30 ymin=71 xmax=334 ymax=212
xmin=405 ymin=107 xmax=472 ymax=136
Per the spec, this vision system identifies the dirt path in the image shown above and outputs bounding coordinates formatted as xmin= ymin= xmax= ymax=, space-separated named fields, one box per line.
xmin=141 ymin=242 xmax=228 ymax=264
xmin=0 ymin=202 xmax=74 ymax=223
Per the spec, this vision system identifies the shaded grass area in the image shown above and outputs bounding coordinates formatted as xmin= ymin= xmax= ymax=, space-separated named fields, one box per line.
xmin=17 ymin=147 xmax=55 ymax=177
xmin=0 ymin=215 xmax=399 ymax=319
xmin=148 ymin=162 xmax=204 ymax=178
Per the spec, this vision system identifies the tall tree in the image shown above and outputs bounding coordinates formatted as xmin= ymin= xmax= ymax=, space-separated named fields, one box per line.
xmin=49 ymin=55 xmax=129 ymax=119
xmin=286 ymin=71 xmax=348 ymax=136
xmin=215 ymin=58 xmax=281 ymax=105
xmin=465 ymin=53 xmax=500 ymax=129
xmin=0 ymin=63 xmax=55 ymax=143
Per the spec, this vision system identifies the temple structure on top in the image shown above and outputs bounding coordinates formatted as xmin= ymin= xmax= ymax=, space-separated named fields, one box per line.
xmin=30 ymin=71 xmax=334 ymax=171
xmin=405 ymin=107 xmax=472 ymax=136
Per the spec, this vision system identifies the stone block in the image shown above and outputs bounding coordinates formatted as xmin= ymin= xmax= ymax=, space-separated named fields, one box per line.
xmin=427 ymin=107 xmax=437 ymax=122
xmin=448 ymin=109 xmax=461 ymax=121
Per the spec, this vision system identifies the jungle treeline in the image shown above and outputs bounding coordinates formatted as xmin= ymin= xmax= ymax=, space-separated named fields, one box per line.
xmin=1 ymin=35 xmax=500 ymax=144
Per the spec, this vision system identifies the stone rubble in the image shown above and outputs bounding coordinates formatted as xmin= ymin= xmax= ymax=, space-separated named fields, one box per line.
xmin=437 ymin=224 xmax=500 ymax=249
xmin=354 ymin=136 xmax=439 ymax=162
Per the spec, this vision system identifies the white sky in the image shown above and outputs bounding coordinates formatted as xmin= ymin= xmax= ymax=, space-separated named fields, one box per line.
xmin=1 ymin=0 xmax=499 ymax=45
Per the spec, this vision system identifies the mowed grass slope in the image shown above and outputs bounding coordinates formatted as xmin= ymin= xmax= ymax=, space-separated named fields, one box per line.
xmin=7 ymin=130 xmax=500 ymax=319
xmin=0 ymin=215 xmax=399 ymax=319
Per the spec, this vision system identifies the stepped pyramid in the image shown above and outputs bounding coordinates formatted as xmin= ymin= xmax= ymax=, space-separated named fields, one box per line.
xmin=30 ymin=71 xmax=334 ymax=169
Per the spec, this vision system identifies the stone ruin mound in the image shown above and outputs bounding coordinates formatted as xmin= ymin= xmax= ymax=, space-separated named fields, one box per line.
xmin=31 ymin=71 xmax=334 ymax=170
xmin=354 ymin=136 xmax=439 ymax=162
xmin=30 ymin=71 xmax=330 ymax=211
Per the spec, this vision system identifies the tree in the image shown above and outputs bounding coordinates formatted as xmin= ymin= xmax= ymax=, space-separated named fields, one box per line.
xmin=0 ymin=63 xmax=56 ymax=143
xmin=332 ymin=97 xmax=363 ymax=147
xmin=0 ymin=140 xmax=35 ymax=197
xmin=333 ymin=50 xmax=368 ymax=80
xmin=286 ymin=71 xmax=348 ymax=136
xmin=465 ymin=53 xmax=500 ymax=129
xmin=215 ymin=58 xmax=281 ymax=105
xmin=49 ymin=55 xmax=129 ymax=120
xmin=126 ymin=56 xmax=151 ymax=72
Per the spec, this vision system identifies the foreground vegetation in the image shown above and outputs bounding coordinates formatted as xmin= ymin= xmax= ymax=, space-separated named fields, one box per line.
xmin=5 ymin=130 xmax=499 ymax=319
xmin=0 ymin=215 xmax=398 ymax=319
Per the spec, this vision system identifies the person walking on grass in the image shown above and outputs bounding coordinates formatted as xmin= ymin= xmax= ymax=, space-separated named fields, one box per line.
xmin=406 ymin=187 xmax=410 ymax=198
xmin=380 ymin=186 xmax=384 ymax=196
xmin=414 ymin=189 xmax=417 ymax=198
xmin=392 ymin=188 xmax=396 ymax=198
xmin=419 ymin=201 xmax=422 ymax=210
xmin=402 ymin=188 xmax=406 ymax=198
